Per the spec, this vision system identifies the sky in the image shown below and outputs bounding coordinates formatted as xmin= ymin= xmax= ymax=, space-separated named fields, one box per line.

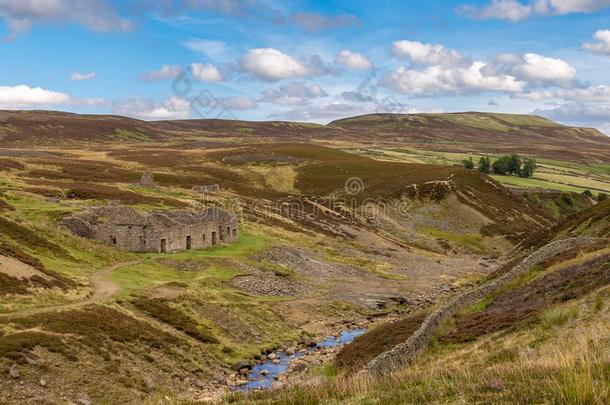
xmin=1 ymin=0 xmax=610 ymax=134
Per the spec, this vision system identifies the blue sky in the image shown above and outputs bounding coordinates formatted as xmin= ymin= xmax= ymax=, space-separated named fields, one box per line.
xmin=1 ymin=0 xmax=610 ymax=133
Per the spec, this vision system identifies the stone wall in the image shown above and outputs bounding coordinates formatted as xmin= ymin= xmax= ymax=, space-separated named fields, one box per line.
xmin=365 ymin=237 xmax=603 ymax=376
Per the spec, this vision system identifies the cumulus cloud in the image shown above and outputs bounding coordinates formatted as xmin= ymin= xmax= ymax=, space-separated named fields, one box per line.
xmin=111 ymin=96 xmax=192 ymax=120
xmin=190 ymin=63 xmax=223 ymax=82
xmin=240 ymin=48 xmax=333 ymax=82
xmin=535 ymin=102 xmax=610 ymax=126
xmin=70 ymin=72 xmax=96 ymax=81
xmin=334 ymin=50 xmax=374 ymax=70
xmin=391 ymin=40 xmax=470 ymax=66
xmin=382 ymin=62 xmax=526 ymax=95
xmin=0 ymin=0 xmax=132 ymax=39
xmin=139 ymin=65 xmax=182 ymax=81
xmin=582 ymin=29 xmax=610 ymax=56
xmin=457 ymin=0 xmax=610 ymax=22
xmin=268 ymin=101 xmax=375 ymax=121
xmin=0 ymin=84 xmax=71 ymax=108
xmin=384 ymin=41 xmax=576 ymax=96
xmin=485 ymin=53 xmax=576 ymax=85
xmin=259 ymin=81 xmax=327 ymax=105
xmin=290 ymin=12 xmax=359 ymax=32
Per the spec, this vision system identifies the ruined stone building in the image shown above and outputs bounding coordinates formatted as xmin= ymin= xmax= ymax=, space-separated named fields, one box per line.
xmin=64 ymin=204 xmax=238 ymax=253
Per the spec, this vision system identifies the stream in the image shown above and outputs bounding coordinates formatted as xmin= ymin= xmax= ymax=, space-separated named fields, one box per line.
xmin=239 ymin=328 xmax=366 ymax=391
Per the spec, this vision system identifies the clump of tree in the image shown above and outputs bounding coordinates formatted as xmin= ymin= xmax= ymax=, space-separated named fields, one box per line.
xmin=462 ymin=154 xmax=536 ymax=178
xmin=462 ymin=157 xmax=475 ymax=169
xmin=478 ymin=156 xmax=492 ymax=174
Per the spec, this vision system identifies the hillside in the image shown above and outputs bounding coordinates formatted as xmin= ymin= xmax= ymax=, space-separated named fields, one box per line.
xmin=2 ymin=110 xmax=610 ymax=163
xmin=0 ymin=111 xmax=607 ymax=403
xmin=232 ymin=203 xmax=610 ymax=404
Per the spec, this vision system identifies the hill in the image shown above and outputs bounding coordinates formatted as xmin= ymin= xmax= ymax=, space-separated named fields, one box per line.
xmin=2 ymin=110 xmax=610 ymax=163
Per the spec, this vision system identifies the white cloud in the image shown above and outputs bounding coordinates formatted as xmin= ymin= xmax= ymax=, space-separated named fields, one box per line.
xmin=70 ymin=72 xmax=96 ymax=81
xmin=457 ymin=0 xmax=533 ymax=22
xmin=486 ymin=53 xmax=576 ymax=85
xmin=239 ymin=48 xmax=332 ymax=82
xmin=582 ymin=29 xmax=610 ymax=55
xmin=218 ymin=96 xmax=257 ymax=110
xmin=190 ymin=63 xmax=223 ymax=82
xmin=457 ymin=0 xmax=610 ymax=22
xmin=112 ymin=96 xmax=191 ymax=120
xmin=535 ymin=102 xmax=610 ymax=126
xmin=0 ymin=0 xmax=133 ymax=39
xmin=334 ymin=50 xmax=374 ymax=70
xmin=290 ymin=12 xmax=359 ymax=32
xmin=382 ymin=62 xmax=526 ymax=95
xmin=0 ymin=84 xmax=71 ymax=108
xmin=139 ymin=65 xmax=182 ymax=81
xmin=391 ymin=40 xmax=470 ymax=66
xmin=512 ymin=90 xmax=556 ymax=101
xmin=268 ymin=101 xmax=375 ymax=121
xmin=259 ymin=81 xmax=328 ymax=105
xmin=182 ymin=38 xmax=226 ymax=58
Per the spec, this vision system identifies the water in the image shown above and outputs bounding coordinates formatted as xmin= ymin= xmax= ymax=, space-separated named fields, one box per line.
xmin=238 ymin=328 xmax=366 ymax=391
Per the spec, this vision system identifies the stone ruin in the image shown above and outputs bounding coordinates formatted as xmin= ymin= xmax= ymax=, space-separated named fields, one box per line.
xmin=135 ymin=170 xmax=158 ymax=189
xmin=192 ymin=184 xmax=220 ymax=193
xmin=63 ymin=203 xmax=238 ymax=253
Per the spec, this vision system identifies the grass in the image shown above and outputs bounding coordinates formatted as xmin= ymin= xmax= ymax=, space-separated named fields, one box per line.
xmin=225 ymin=287 xmax=610 ymax=404
xmin=419 ymin=226 xmax=486 ymax=253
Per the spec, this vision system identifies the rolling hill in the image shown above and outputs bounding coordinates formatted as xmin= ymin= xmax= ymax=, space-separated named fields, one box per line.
xmin=2 ymin=110 xmax=610 ymax=162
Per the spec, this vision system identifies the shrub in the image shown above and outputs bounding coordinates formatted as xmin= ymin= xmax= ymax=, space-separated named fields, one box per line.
xmin=598 ymin=192 xmax=608 ymax=202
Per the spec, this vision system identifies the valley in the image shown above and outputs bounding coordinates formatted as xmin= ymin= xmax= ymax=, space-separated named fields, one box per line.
xmin=0 ymin=111 xmax=608 ymax=404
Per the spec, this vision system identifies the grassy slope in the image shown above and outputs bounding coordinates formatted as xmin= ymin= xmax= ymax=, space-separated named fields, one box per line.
xmin=228 ymin=235 xmax=610 ymax=404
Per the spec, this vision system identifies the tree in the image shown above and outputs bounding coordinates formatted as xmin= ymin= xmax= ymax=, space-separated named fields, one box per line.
xmin=462 ymin=157 xmax=475 ymax=169
xmin=478 ymin=156 xmax=492 ymax=174
xmin=507 ymin=154 xmax=522 ymax=175
xmin=582 ymin=190 xmax=593 ymax=198
xmin=492 ymin=156 xmax=512 ymax=175
xmin=599 ymin=192 xmax=608 ymax=202
xmin=519 ymin=158 xmax=536 ymax=178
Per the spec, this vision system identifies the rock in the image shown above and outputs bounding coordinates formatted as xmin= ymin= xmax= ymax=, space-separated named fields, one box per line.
xmin=143 ymin=376 xmax=155 ymax=392
xmin=239 ymin=368 xmax=250 ymax=376
xmin=260 ymin=370 xmax=269 ymax=376
xmin=267 ymin=353 xmax=277 ymax=360
xmin=193 ymin=379 xmax=205 ymax=389
xmin=285 ymin=348 xmax=295 ymax=355
xmin=231 ymin=361 xmax=252 ymax=372
xmin=272 ymin=359 xmax=280 ymax=365
xmin=299 ymin=336 xmax=316 ymax=347
xmin=39 ymin=379 xmax=47 ymax=387
xmin=77 ymin=399 xmax=92 ymax=405
xmin=236 ymin=380 xmax=248 ymax=386
xmin=292 ymin=364 xmax=307 ymax=373
xmin=8 ymin=365 xmax=19 ymax=379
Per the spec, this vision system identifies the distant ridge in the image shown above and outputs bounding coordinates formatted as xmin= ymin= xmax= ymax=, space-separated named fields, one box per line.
xmin=1 ymin=110 xmax=609 ymax=162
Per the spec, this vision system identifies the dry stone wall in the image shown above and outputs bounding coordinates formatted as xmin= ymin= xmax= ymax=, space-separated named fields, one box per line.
xmin=365 ymin=237 xmax=603 ymax=376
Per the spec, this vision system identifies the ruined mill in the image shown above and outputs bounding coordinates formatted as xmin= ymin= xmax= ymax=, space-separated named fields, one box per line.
xmin=64 ymin=204 xmax=238 ymax=253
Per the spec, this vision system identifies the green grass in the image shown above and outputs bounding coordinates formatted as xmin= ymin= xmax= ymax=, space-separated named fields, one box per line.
xmin=419 ymin=226 xmax=486 ymax=253
xmin=489 ymin=175 xmax=588 ymax=193
xmin=114 ymin=129 xmax=152 ymax=142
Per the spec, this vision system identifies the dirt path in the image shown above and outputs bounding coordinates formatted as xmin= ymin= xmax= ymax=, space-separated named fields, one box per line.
xmin=0 ymin=260 xmax=139 ymax=319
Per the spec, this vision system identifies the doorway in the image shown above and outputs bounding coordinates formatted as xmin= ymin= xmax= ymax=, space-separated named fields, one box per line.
xmin=186 ymin=235 xmax=192 ymax=250
xmin=211 ymin=231 xmax=217 ymax=245
xmin=160 ymin=238 xmax=167 ymax=253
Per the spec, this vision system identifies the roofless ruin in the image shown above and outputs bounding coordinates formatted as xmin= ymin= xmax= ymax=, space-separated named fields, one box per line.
xmin=64 ymin=204 xmax=238 ymax=253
